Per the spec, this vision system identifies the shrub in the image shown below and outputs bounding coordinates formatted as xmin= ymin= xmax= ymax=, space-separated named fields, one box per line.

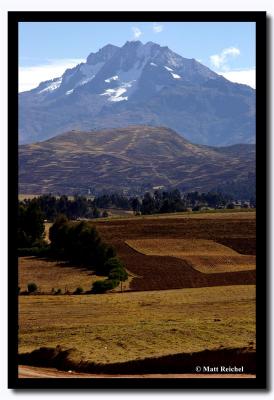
xmin=101 ymin=257 xmax=125 ymax=275
xmin=55 ymin=288 xmax=62 ymax=295
xmin=92 ymin=279 xmax=119 ymax=294
xmin=109 ymin=267 xmax=128 ymax=281
xmin=18 ymin=246 xmax=51 ymax=257
xmin=27 ymin=282 xmax=38 ymax=293
xmin=74 ymin=287 xmax=84 ymax=295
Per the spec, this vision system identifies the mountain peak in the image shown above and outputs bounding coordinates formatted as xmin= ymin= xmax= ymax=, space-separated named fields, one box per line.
xmin=19 ymin=41 xmax=255 ymax=146
xmin=87 ymin=43 xmax=119 ymax=64
xmin=123 ymin=40 xmax=143 ymax=47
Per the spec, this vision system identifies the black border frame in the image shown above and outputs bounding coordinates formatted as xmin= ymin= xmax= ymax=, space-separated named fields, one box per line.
xmin=8 ymin=11 xmax=267 ymax=390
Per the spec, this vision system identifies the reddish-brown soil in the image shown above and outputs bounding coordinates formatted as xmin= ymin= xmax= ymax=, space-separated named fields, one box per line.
xmin=92 ymin=216 xmax=256 ymax=291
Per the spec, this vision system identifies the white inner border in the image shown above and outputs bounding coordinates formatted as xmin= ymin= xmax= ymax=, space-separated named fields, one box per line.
xmin=0 ymin=1 xmax=273 ymax=398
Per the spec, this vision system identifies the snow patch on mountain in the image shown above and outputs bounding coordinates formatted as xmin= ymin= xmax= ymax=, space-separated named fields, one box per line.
xmin=164 ymin=66 xmax=173 ymax=72
xmin=100 ymin=87 xmax=128 ymax=102
xmin=100 ymin=80 xmax=136 ymax=102
xmin=39 ymin=77 xmax=62 ymax=93
xmin=63 ymin=62 xmax=103 ymax=90
xmin=66 ymin=89 xmax=74 ymax=95
xmin=171 ymin=73 xmax=181 ymax=79
xmin=150 ymin=62 xmax=157 ymax=66
xmin=105 ymin=75 xmax=119 ymax=83
xmin=78 ymin=76 xmax=95 ymax=87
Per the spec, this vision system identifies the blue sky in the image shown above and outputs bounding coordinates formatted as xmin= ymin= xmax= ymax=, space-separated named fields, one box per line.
xmin=19 ymin=21 xmax=256 ymax=91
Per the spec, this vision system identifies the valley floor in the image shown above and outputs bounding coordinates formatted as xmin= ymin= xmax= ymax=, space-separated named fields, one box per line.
xmin=18 ymin=211 xmax=257 ymax=377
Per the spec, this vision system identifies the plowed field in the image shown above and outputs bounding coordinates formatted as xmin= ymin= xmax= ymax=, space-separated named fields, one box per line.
xmin=126 ymin=239 xmax=256 ymax=274
xmin=93 ymin=212 xmax=256 ymax=291
xmin=126 ymin=239 xmax=239 ymax=256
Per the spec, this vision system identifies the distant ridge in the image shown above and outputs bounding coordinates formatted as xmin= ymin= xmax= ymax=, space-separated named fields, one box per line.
xmin=19 ymin=125 xmax=255 ymax=196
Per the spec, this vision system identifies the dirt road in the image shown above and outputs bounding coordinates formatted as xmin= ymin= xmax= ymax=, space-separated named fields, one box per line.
xmin=18 ymin=366 xmax=255 ymax=379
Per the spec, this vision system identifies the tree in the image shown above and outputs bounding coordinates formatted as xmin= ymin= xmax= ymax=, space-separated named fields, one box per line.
xmin=18 ymin=203 xmax=45 ymax=247
xmin=130 ymin=197 xmax=141 ymax=214
xmin=141 ymin=192 xmax=156 ymax=215
xmin=102 ymin=257 xmax=125 ymax=275
xmin=27 ymin=282 xmax=38 ymax=293
xmin=49 ymin=214 xmax=69 ymax=254
xmin=102 ymin=257 xmax=128 ymax=292
xmin=92 ymin=279 xmax=119 ymax=293
xmin=49 ymin=219 xmax=116 ymax=269
xmin=74 ymin=287 xmax=84 ymax=294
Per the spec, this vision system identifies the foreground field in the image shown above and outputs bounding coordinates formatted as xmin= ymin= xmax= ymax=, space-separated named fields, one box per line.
xmin=19 ymin=285 xmax=255 ymax=366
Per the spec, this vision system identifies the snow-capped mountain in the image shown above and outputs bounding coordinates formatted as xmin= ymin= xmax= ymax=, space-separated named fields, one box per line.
xmin=19 ymin=41 xmax=255 ymax=145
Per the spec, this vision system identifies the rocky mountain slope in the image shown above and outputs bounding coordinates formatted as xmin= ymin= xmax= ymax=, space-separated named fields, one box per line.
xmin=19 ymin=41 xmax=255 ymax=146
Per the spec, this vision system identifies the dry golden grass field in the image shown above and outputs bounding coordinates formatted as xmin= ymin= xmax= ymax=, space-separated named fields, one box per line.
xmin=18 ymin=211 xmax=256 ymax=374
xmin=96 ymin=208 xmax=255 ymax=222
xmin=19 ymin=257 xmax=133 ymax=293
xmin=19 ymin=285 xmax=255 ymax=365
xmin=19 ymin=257 xmax=104 ymax=293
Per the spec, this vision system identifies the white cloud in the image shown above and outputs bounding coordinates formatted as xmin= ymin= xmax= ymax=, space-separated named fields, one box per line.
xmin=217 ymin=68 xmax=256 ymax=88
xmin=19 ymin=58 xmax=85 ymax=92
xmin=210 ymin=47 xmax=240 ymax=70
xmin=132 ymin=26 xmax=142 ymax=40
xmin=153 ymin=23 xmax=163 ymax=33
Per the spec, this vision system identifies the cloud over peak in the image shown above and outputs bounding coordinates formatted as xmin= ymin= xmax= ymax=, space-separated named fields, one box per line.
xmin=132 ymin=26 xmax=142 ymax=40
xmin=210 ymin=46 xmax=240 ymax=70
xmin=153 ymin=23 xmax=163 ymax=33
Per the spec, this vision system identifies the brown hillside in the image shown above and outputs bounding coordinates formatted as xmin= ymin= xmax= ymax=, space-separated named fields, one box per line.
xmin=19 ymin=125 xmax=255 ymax=194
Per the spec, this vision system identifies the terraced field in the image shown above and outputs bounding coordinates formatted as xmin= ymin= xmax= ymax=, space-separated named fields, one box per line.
xmin=126 ymin=239 xmax=256 ymax=274
xmin=18 ymin=211 xmax=257 ymax=376
xmin=94 ymin=211 xmax=256 ymax=290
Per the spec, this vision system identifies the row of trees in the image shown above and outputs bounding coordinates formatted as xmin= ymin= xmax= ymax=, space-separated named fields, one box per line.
xmin=49 ymin=216 xmax=128 ymax=293
xmin=18 ymin=188 xmax=253 ymax=250
xmin=139 ymin=190 xmax=232 ymax=215
xmin=49 ymin=216 xmax=115 ymax=271
xmin=20 ymin=194 xmax=99 ymax=221
xmin=19 ymin=189 xmax=238 ymax=223
xmin=18 ymin=209 xmax=128 ymax=293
